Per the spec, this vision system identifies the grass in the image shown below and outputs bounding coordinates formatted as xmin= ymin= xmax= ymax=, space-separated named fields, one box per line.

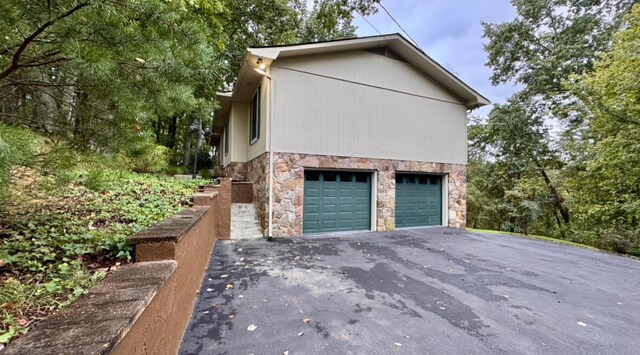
xmin=466 ymin=228 xmax=599 ymax=251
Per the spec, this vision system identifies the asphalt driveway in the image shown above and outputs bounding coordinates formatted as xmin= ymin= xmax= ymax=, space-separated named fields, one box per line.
xmin=180 ymin=228 xmax=640 ymax=355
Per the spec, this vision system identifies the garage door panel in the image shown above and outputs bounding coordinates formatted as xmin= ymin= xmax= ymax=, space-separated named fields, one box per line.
xmin=322 ymin=220 xmax=337 ymax=229
xmin=396 ymin=174 xmax=442 ymax=228
xmin=304 ymin=171 xmax=371 ymax=234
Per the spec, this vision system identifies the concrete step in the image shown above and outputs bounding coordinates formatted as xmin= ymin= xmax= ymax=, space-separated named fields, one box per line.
xmin=231 ymin=210 xmax=256 ymax=217
xmin=231 ymin=203 xmax=262 ymax=240
xmin=232 ymin=218 xmax=261 ymax=225
xmin=231 ymin=203 xmax=255 ymax=210
xmin=231 ymin=212 xmax=256 ymax=218
xmin=232 ymin=233 xmax=263 ymax=240
xmin=232 ymin=227 xmax=262 ymax=234
xmin=231 ymin=227 xmax=262 ymax=234
xmin=231 ymin=223 xmax=261 ymax=231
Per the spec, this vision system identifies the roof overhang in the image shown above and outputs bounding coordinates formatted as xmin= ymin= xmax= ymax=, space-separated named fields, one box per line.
xmin=246 ymin=34 xmax=490 ymax=109
xmin=211 ymin=58 xmax=270 ymax=138
xmin=212 ymin=33 xmax=491 ymax=141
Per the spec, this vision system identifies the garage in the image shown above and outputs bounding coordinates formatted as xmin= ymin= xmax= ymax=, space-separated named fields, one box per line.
xmin=395 ymin=174 xmax=443 ymax=228
xmin=303 ymin=171 xmax=371 ymax=234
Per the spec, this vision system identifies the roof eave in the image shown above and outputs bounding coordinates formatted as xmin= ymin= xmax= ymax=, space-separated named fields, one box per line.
xmin=247 ymin=34 xmax=491 ymax=109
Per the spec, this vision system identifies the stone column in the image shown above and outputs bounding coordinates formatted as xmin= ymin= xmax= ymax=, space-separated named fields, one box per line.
xmin=446 ymin=164 xmax=467 ymax=228
xmin=376 ymin=170 xmax=396 ymax=231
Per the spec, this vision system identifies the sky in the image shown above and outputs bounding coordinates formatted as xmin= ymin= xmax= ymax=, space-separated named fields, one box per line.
xmin=353 ymin=0 xmax=519 ymax=116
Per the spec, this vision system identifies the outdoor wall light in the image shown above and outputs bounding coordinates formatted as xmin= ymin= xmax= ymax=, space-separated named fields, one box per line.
xmin=256 ymin=58 xmax=266 ymax=70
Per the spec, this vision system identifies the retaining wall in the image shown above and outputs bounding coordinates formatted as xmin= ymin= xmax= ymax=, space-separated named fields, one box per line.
xmin=4 ymin=178 xmax=232 ymax=355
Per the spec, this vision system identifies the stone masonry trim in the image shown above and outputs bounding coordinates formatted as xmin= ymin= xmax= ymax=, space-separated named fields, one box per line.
xmin=226 ymin=152 xmax=466 ymax=238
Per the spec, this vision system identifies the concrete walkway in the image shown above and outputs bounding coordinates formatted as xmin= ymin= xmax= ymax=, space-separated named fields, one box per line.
xmin=180 ymin=228 xmax=640 ymax=355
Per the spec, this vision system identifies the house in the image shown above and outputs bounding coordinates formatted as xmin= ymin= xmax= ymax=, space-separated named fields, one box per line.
xmin=211 ymin=33 xmax=489 ymax=238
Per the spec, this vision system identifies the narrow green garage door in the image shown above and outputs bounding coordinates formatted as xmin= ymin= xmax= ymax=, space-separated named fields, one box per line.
xmin=396 ymin=174 xmax=442 ymax=228
xmin=303 ymin=171 xmax=371 ymax=234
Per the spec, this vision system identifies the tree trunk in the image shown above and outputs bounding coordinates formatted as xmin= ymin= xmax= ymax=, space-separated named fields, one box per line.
xmin=167 ymin=115 xmax=177 ymax=149
xmin=539 ymin=167 xmax=570 ymax=224
xmin=154 ymin=117 xmax=162 ymax=143
xmin=72 ymin=91 xmax=89 ymax=149
xmin=554 ymin=208 xmax=567 ymax=239
xmin=183 ymin=119 xmax=192 ymax=169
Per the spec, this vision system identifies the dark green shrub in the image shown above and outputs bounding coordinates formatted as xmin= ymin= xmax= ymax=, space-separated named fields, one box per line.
xmin=0 ymin=124 xmax=35 ymax=192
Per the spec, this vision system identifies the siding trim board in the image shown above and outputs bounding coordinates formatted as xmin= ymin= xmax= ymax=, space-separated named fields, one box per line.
xmin=273 ymin=65 xmax=466 ymax=107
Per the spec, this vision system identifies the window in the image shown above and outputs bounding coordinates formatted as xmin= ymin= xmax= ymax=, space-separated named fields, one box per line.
xmin=324 ymin=172 xmax=337 ymax=182
xmin=305 ymin=171 xmax=319 ymax=181
xmin=340 ymin=173 xmax=353 ymax=183
xmin=224 ymin=121 xmax=229 ymax=156
xmin=355 ymin=173 xmax=368 ymax=183
xmin=250 ymin=86 xmax=260 ymax=144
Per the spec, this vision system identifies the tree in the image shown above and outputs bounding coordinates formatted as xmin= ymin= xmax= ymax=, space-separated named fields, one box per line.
xmin=473 ymin=0 xmax=636 ymax=241
xmin=0 ymin=0 xmax=381 ymax=179
xmin=568 ymin=3 xmax=640 ymax=254
xmin=483 ymin=0 xmax=635 ymax=154
xmin=0 ymin=0 xmax=226 ymax=172
xmin=469 ymin=99 xmax=568 ymax=235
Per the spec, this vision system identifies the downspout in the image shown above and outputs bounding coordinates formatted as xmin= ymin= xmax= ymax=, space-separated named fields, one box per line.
xmin=266 ymin=70 xmax=274 ymax=240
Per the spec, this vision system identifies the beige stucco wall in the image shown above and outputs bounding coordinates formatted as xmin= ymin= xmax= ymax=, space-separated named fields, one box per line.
xmin=221 ymin=108 xmax=231 ymax=167
xmin=270 ymin=50 xmax=469 ymax=164
xmin=222 ymin=76 xmax=269 ymax=167
xmin=232 ymin=103 xmax=248 ymax=163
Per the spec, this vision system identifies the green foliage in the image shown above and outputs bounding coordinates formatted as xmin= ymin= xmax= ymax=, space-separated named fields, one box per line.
xmin=0 ymin=170 xmax=200 ymax=343
xmin=475 ymin=1 xmax=639 ymax=255
xmin=483 ymin=0 xmax=632 ymax=97
xmin=0 ymin=124 xmax=35 ymax=192
xmin=118 ymin=142 xmax=172 ymax=174
xmin=566 ymin=4 xmax=640 ymax=256
xmin=0 ymin=266 xmax=104 ymax=342
xmin=1 ymin=0 xmax=226 ymax=158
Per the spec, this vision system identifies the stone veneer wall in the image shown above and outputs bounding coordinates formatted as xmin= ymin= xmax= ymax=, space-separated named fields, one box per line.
xmin=223 ymin=162 xmax=247 ymax=181
xmin=271 ymin=152 xmax=466 ymax=237
xmin=223 ymin=154 xmax=269 ymax=236
xmin=244 ymin=153 xmax=269 ymax=235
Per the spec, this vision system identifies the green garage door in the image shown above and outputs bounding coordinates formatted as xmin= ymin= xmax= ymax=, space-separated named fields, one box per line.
xmin=303 ymin=171 xmax=371 ymax=234
xmin=396 ymin=174 xmax=442 ymax=228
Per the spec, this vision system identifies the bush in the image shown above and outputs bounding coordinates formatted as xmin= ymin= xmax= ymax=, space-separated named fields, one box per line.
xmin=82 ymin=169 xmax=126 ymax=192
xmin=0 ymin=124 xmax=35 ymax=192
xmin=118 ymin=142 xmax=171 ymax=174
xmin=597 ymin=228 xmax=640 ymax=256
